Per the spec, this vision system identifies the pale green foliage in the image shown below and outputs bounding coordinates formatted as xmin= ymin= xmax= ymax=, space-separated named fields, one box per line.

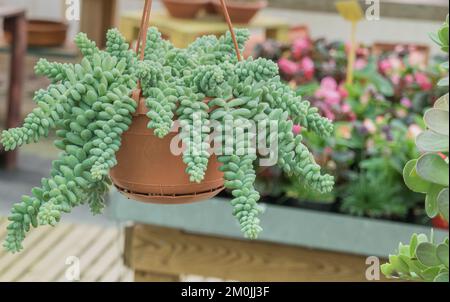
xmin=1 ymin=26 xmax=334 ymax=250
xmin=381 ymin=233 xmax=449 ymax=282
xmin=383 ymin=16 xmax=449 ymax=282
xmin=1 ymin=30 xmax=137 ymax=253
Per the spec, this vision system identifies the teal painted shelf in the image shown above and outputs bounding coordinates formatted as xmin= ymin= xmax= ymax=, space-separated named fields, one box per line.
xmin=108 ymin=189 xmax=448 ymax=258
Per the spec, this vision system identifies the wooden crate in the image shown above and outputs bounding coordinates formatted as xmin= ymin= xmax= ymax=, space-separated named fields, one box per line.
xmin=124 ymin=223 xmax=384 ymax=282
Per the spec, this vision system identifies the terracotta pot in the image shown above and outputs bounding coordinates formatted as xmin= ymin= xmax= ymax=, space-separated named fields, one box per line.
xmin=110 ymin=96 xmax=225 ymax=204
xmin=162 ymin=0 xmax=209 ymax=19
xmin=3 ymin=19 xmax=67 ymax=47
xmin=212 ymin=0 xmax=268 ymax=24
xmin=205 ymin=1 xmax=218 ymax=14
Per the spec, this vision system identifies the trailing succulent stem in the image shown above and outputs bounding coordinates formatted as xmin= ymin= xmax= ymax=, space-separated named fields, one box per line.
xmin=2 ymin=30 xmax=137 ymax=253
xmin=1 ymin=27 xmax=334 ymax=252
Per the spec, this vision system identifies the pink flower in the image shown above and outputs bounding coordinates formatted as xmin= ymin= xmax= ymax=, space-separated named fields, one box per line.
xmin=299 ymin=57 xmax=315 ymax=80
xmin=278 ymin=58 xmax=299 ymax=76
xmin=341 ymin=103 xmax=351 ymax=113
xmin=292 ymin=124 xmax=302 ymax=135
xmin=404 ymin=74 xmax=414 ymax=85
xmin=292 ymin=38 xmax=311 ymax=59
xmin=400 ymin=97 xmax=412 ymax=108
xmin=378 ymin=58 xmax=392 ymax=74
xmin=315 ymin=77 xmax=341 ymax=105
xmin=408 ymin=51 xmax=426 ymax=68
xmin=355 ymin=58 xmax=367 ymax=70
xmin=391 ymin=74 xmax=401 ymax=85
xmin=414 ymin=72 xmax=432 ymax=91
xmin=319 ymin=76 xmax=338 ymax=90
xmin=338 ymin=83 xmax=349 ymax=99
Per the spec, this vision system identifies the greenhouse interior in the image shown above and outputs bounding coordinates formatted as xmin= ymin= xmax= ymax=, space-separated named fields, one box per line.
xmin=0 ymin=0 xmax=448 ymax=286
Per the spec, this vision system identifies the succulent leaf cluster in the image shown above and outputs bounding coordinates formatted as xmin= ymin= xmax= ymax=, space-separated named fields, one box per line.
xmin=382 ymin=17 xmax=449 ymax=282
xmin=1 ymin=27 xmax=334 ymax=252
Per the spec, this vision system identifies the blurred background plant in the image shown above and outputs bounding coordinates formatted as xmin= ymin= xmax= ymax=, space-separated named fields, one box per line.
xmin=382 ymin=16 xmax=448 ymax=282
xmin=248 ymin=16 xmax=449 ymax=227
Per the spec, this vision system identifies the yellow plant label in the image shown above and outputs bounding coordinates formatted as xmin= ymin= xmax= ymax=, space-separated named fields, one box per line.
xmin=335 ymin=0 xmax=364 ymax=22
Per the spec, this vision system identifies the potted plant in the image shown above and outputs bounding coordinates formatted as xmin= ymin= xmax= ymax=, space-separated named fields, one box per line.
xmin=381 ymin=16 xmax=449 ymax=282
xmin=1 ymin=21 xmax=334 ymax=252
xmin=162 ymin=0 xmax=209 ymax=19
xmin=212 ymin=0 xmax=268 ymax=24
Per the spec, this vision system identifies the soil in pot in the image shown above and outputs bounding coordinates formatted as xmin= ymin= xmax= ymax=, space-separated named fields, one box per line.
xmin=109 ymin=96 xmax=225 ymax=204
xmin=163 ymin=0 xmax=209 ymax=19
xmin=3 ymin=19 xmax=68 ymax=47
xmin=212 ymin=0 xmax=268 ymax=24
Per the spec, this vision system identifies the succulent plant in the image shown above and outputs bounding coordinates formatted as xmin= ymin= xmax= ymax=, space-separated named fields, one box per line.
xmin=382 ymin=16 xmax=449 ymax=282
xmin=1 ymin=27 xmax=334 ymax=253
xmin=381 ymin=233 xmax=449 ymax=281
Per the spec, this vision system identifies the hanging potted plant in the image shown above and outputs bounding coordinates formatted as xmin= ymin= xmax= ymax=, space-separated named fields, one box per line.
xmin=1 ymin=0 xmax=334 ymax=253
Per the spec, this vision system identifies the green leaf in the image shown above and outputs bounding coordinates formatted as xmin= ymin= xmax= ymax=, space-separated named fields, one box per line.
xmin=438 ymin=188 xmax=449 ymax=222
xmin=403 ymin=159 xmax=431 ymax=193
xmin=426 ymin=185 xmax=445 ymax=218
xmin=421 ymin=266 xmax=441 ymax=281
xmin=436 ymin=243 xmax=449 ymax=268
xmin=434 ymin=272 xmax=449 ymax=282
xmin=416 ymin=130 xmax=449 ymax=152
xmin=416 ymin=153 xmax=449 ymax=187
xmin=434 ymin=94 xmax=449 ymax=111
xmin=388 ymin=255 xmax=410 ymax=274
xmin=424 ymin=108 xmax=449 ymax=135
xmin=381 ymin=263 xmax=395 ymax=277
xmin=416 ymin=242 xmax=441 ymax=266
xmin=409 ymin=234 xmax=419 ymax=257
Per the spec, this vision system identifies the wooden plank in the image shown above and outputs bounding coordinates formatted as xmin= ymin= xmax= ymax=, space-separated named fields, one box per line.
xmin=0 ymin=224 xmax=73 ymax=281
xmin=73 ymin=228 xmax=119 ymax=281
xmin=126 ymin=224 xmax=378 ymax=282
xmin=96 ymin=228 xmax=128 ymax=282
xmin=0 ymin=225 xmax=53 ymax=273
xmin=135 ymin=270 xmax=180 ymax=282
xmin=19 ymin=225 xmax=105 ymax=282
xmin=82 ymin=237 xmax=122 ymax=282
xmin=15 ymin=225 xmax=96 ymax=282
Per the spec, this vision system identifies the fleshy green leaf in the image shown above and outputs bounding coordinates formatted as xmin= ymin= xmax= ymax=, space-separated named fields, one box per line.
xmin=438 ymin=188 xmax=449 ymax=222
xmin=434 ymin=93 xmax=449 ymax=111
xmin=434 ymin=272 xmax=449 ymax=282
xmin=403 ymin=159 xmax=432 ymax=193
xmin=421 ymin=266 xmax=441 ymax=281
xmin=416 ymin=242 xmax=441 ymax=267
xmin=416 ymin=153 xmax=449 ymax=187
xmin=426 ymin=184 xmax=445 ymax=218
xmin=436 ymin=243 xmax=449 ymax=268
xmin=424 ymin=108 xmax=449 ymax=135
xmin=416 ymin=130 xmax=449 ymax=152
